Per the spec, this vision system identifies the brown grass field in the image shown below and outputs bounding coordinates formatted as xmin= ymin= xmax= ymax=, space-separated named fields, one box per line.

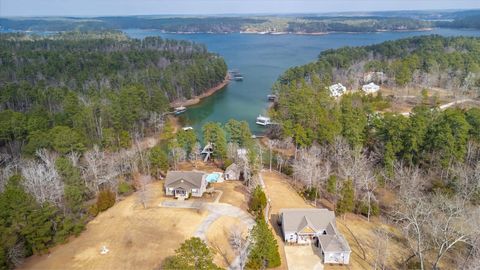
xmin=19 ymin=181 xmax=207 ymax=270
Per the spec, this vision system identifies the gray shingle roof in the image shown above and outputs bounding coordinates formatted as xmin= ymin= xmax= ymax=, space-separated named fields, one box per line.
xmin=225 ymin=163 xmax=240 ymax=173
xmin=318 ymin=234 xmax=351 ymax=253
xmin=280 ymin=208 xmax=351 ymax=253
xmin=165 ymin=171 xmax=205 ymax=189
xmin=280 ymin=208 xmax=335 ymax=233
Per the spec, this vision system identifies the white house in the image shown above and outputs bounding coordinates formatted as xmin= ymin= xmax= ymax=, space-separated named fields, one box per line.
xmin=279 ymin=208 xmax=351 ymax=265
xmin=362 ymin=82 xmax=380 ymax=94
xmin=328 ymin=83 xmax=347 ymax=98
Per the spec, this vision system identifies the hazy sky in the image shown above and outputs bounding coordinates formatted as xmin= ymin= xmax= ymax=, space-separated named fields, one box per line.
xmin=1 ymin=0 xmax=480 ymax=17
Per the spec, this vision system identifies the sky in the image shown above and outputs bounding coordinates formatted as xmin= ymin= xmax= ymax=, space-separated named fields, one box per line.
xmin=1 ymin=0 xmax=480 ymax=17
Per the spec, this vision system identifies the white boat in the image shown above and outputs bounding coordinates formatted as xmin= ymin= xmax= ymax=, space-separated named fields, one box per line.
xmin=267 ymin=94 xmax=277 ymax=101
xmin=174 ymin=106 xmax=187 ymax=115
xmin=182 ymin=126 xmax=194 ymax=131
xmin=256 ymin=115 xmax=271 ymax=126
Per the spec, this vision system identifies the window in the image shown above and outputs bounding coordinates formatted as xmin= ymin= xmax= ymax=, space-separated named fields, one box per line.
xmin=192 ymin=188 xmax=198 ymax=193
xmin=168 ymin=187 xmax=174 ymax=191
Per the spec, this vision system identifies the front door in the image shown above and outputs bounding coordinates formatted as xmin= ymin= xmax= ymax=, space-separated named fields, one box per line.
xmin=174 ymin=188 xmax=187 ymax=198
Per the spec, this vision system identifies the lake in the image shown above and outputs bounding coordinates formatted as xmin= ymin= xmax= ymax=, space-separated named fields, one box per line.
xmin=125 ymin=28 xmax=480 ymax=135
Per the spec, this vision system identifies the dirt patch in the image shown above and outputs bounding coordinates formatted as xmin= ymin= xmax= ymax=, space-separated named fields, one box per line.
xmin=206 ymin=216 xmax=248 ymax=269
xmin=19 ymin=182 xmax=206 ymax=270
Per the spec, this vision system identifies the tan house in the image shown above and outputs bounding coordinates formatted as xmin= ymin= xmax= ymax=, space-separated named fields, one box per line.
xmin=164 ymin=171 xmax=207 ymax=199
xmin=279 ymin=208 xmax=351 ymax=265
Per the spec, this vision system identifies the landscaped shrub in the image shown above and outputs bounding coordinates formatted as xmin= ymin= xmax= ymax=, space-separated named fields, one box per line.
xmin=96 ymin=190 xmax=116 ymax=212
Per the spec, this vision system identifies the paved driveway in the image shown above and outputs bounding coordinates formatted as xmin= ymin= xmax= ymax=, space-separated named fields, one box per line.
xmin=284 ymin=244 xmax=324 ymax=270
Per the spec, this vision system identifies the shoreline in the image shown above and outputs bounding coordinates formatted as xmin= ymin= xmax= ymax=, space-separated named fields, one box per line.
xmin=170 ymin=74 xmax=230 ymax=108
xmin=159 ymin=28 xmax=434 ymax=36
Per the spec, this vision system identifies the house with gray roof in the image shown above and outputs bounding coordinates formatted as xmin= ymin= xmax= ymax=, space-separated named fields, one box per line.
xmin=279 ymin=208 xmax=351 ymax=265
xmin=164 ymin=171 xmax=207 ymax=199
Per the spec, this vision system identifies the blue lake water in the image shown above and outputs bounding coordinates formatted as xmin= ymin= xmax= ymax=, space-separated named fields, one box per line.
xmin=124 ymin=28 xmax=480 ymax=135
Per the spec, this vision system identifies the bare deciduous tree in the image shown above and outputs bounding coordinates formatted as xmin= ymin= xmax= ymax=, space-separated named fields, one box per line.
xmin=429 ymin=195 xmax=479 ymax=269
xmin=391 ymin=166 xmax=430 ymax=270
xmin=137 ymin=174 xmax=152 ymax=209
xmin=230 ymin=225 xmax=250 ymax=270
xmin=21 ymin=149 xmax=64 ymax=206
xmin=373 ymin=228 xmax=390 ymax=270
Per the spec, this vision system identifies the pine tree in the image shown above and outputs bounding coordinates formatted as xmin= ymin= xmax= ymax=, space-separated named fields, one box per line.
xmin=247 ymin=218 xmax=281 ymax=269
xmin=163 ymin=237 xmax=222 ymax=270
xmin=336 ymin=179 xmax=355 ymax=216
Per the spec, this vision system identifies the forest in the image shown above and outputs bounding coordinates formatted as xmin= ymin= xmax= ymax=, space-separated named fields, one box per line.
xmin=267 ymin=35 xmax=480 ymax=268
xmin=0 ymin=31 xmax=227 ymax=152
xmin=0 ymin=31 xmax=227 ymax=269
xmin=277 ymin=35 xmax=480 ymax=93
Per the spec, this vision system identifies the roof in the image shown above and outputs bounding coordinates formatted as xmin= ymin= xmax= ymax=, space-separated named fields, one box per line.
xmin=165 ymin=171 xmax=205 ymax=189
xmin=280 ymin=208 xmax=336 ymax=233
xmin=363 ymin=82 xmax=380 ymax=88
xmin=225 ymin=163 xmax=240 ymax=173
xmin=318 ymin=234 xmax=351 ymax=253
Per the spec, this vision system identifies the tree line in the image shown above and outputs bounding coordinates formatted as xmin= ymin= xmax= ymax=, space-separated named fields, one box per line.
xmin=1 ymin=16 xmax=435 ymax=34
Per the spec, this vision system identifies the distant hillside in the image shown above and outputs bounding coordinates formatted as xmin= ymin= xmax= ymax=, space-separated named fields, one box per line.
xmin=0 ymin=31 xmax=227 ymax=101
xmin=277 ymin=35 xmax=480 ymax=93
xmin=0 ymin=15 xmax=433 ymax=34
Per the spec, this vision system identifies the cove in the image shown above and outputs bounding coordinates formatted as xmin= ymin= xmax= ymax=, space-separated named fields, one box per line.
xmin=124 ymin=28 xmax=480 ymax=135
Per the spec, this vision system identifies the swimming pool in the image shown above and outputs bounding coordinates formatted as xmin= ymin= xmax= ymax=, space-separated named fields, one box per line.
xmin=206 ymin=172 xmax=223 ymax=183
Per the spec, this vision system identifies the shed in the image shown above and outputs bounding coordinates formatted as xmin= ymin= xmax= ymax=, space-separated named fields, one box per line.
xmin=224 ymin=163 xmax=241 ymax=180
